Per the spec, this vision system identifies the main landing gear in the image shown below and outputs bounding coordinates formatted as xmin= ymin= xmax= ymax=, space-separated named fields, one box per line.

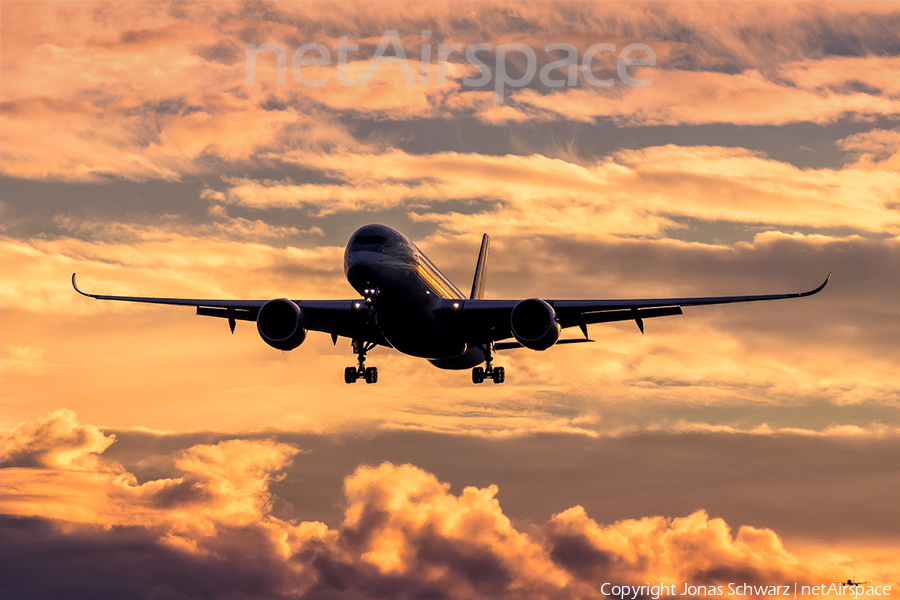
xmin=472 ymin=344 xmax=505 ymax=384
xmin=345 ymin=339 xmax=378 ymax=384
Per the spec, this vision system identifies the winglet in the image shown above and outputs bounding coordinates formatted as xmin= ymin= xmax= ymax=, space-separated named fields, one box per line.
xmin=72 ymin=273 xmax=94 ymax=298
xmin=798 ymin=272 xmax=831 ymax=297
xmin=469 ymin=234 xmax=490 ymax=300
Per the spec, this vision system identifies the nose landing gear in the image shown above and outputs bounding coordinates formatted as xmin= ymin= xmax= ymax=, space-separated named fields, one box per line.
xmin=345 ymin=339 xmax=378 ymax=384
xmin=472 ymin=344 xmax=505 ymax=384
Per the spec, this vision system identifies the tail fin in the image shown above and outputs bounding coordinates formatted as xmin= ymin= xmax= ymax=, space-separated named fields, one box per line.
xmin=470 ymin=234 xmax=490 ymax=299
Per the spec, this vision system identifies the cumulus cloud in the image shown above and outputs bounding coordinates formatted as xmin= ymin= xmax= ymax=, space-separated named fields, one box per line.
xmin=3 ymin=411 xmax=896 ymax=599
xmin=545 ymin=507 xmax=803 ymax=586
xmin=1 ymin=410 xmax=299 ymax=534
xmin=1 ymin=409 xmax=114 ymax=469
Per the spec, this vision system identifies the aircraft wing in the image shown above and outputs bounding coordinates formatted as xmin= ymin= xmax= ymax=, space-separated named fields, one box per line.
xmin=71 ymin=274 xmax=385 ymax=344
xmin=450 ymin=273 xmax=831 ymax=343
xmin=74 ymin=272 xmax=829 ymax=348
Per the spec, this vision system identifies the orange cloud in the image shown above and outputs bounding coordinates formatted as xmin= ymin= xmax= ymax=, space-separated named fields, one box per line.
xmin=1 ymin=410 xmax=299 ymax=535
xmin=0 ymin=218 xmax=344 ymax=317
xmin=513 ymin=58 xmax=900 ymax=126
xmin=3 ymin=411 xmax=897 ymax=599
xmin=838 ymin=128 xmax=900 ymax=171
xmin=1 ymin=409 xmax=114 ymax=470
xmin=545 ymin=506 xmax=804 ymax=588
xmin=222 ymin=145 xmax=900 ymax=236
xmin=4 ymin=2 xmax=900 ymax=182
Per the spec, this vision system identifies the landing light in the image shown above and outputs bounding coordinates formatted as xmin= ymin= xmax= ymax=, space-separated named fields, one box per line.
xmin=355 ymin=302 xmax=361 ymax=308
xmin=453 ymin=302 xmax=460 ymax=309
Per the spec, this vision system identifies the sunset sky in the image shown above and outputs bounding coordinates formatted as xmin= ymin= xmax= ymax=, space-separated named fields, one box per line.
xmin=1 ymin=2 xmax=899 ymax=598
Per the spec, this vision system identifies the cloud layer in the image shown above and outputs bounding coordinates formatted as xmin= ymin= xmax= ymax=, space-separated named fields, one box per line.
xmin=4 ymin=411 xmax=896 ymax=600
xmin=3 ymin=2 xmax=900 ymax=181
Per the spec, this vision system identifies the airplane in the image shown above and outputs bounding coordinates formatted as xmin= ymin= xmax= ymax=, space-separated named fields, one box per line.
xmin=72 ymin=224 xmax=830 ymax=385
xmin=841 ymin=579 xmax=871 ymax=587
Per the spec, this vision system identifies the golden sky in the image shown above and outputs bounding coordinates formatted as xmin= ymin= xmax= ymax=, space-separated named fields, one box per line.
xmin=1 ymin=2 xmax=899 ymax=598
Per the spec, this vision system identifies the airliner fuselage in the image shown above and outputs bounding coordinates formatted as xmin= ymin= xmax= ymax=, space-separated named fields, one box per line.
xmin=344 ymin=225 xmax=484 ymax=367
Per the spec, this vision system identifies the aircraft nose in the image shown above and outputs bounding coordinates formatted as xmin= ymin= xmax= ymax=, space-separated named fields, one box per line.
xmin=345 ymin=253 xmax=381 ymax=290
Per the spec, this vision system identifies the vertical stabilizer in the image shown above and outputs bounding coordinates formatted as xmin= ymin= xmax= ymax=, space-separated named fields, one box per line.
xmin=470 ymin=234 xmax=490 ymax=299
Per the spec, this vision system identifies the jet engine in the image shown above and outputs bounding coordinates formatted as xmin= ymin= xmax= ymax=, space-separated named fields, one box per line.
xmin=510 ymin=298 xmax=560 ymax=350
xmin=257 ymin=299 xmax=307 ymax=351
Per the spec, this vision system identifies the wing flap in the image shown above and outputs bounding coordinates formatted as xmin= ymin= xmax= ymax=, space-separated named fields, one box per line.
xmin=577 ymin=305 xmax=683 ymax=326
xmin=196 ymin=306 xmax=259 ymax=321
xmin=495 ymin=338 xmax=595 ymax=351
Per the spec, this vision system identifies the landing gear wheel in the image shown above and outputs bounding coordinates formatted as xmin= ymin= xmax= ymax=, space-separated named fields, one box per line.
xmin=473 ymin=344 xmax=505 ymax=384
xmin=345 ymin=339 xmax=378 ymax=384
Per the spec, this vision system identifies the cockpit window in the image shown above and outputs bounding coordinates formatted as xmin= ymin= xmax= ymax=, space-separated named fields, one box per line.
xmin=351 ymin=235 xmax=391 ymax=247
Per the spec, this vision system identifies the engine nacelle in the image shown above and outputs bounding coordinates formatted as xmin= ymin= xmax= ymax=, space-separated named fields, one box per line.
xmin=510 ymin=298 xmax=560 ymax=351
xmin=257 ymin=299 xmax=307 ymax=351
